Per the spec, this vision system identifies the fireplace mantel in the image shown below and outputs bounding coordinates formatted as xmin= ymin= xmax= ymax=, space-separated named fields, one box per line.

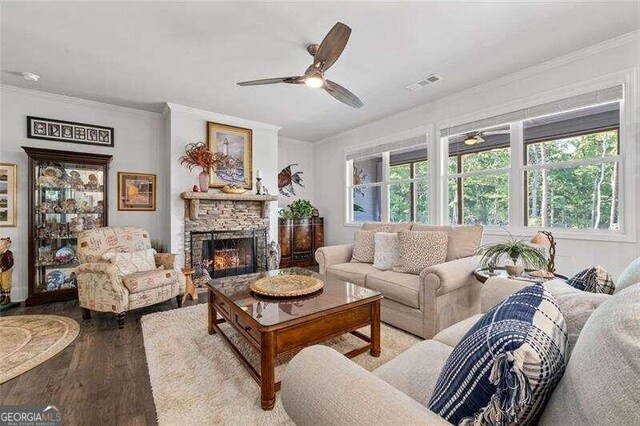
xmin=180 ymin=191 xmax=278 ymax=220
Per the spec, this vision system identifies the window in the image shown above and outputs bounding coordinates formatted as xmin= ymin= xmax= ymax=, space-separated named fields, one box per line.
xmin=439 ymin=84 xmax=625 ymax=234
xmin=349 ymin=154 xmax=383 ymax=222
xmin=523 ymin=102 xmax=620 ymax=230
xmin=447 ymin=124 xmax=511 ymax=226
xmin=346 ymin=140 xmax=428 ymax=224
xmin=389 ymin=146 xmax=429 ymax=223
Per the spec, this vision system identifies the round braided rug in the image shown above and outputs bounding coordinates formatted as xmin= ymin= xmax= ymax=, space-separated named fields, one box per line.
xmin=0 ymin=315 xmax=80 ymax=384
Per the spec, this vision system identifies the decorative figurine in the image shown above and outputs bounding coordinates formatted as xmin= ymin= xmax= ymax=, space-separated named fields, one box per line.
xmin=193 ymin=184 xmax=200 ymax=192
xmin=312 ymin=208 xmax=320 ymax=217
xmin=85 ymin=173 xmax=99 ymax=189
xmin=255 ymin=169 xmax=263 ymax=195
xmin=38 ymin=166 xmax=64 ymax=188
xmin=267 ymin=241 xmax=281 ymax=271
xmin=0 ymin=237 xmax=15 ymax=306
xmin=67 ymin=170 xmax=84 ymax=190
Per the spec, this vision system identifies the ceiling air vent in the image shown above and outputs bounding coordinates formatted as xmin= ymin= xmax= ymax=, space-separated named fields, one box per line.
xmin=406 ymin=74 xmax=443 ymax=91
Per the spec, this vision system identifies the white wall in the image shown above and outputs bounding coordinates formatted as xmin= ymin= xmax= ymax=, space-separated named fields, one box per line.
xmin=313 ymin=33 xmax=640 ymax=278
xmin=166 ymin=103 xmax=280 ymax=267
xmin=0 ymin=86 xmax=166 ymax=301
xmin=277 ymin=137 xmax=314 ymax=208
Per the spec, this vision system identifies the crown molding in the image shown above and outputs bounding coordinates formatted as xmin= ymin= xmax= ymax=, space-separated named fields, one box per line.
xmin=0 ymin=84 xmax=162 ymax=117
xmin=165 ymin=102 xmax=282 ymax=131
xmin=279 ymin=136 xmax=313 ymax=146
xmin=431 ymin=29 xmax=640 ymax=108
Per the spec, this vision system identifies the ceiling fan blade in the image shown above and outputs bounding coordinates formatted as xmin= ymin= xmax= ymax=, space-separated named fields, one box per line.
xmin=482 ymin=130 xmax=510 ymax=135
xmin=237 ymin=76 xmax=302 ymax=86
xmin=315 ymin=22 xmax=351 ymax=71
xmin=324 ymin=79 xmax=363 ymax=108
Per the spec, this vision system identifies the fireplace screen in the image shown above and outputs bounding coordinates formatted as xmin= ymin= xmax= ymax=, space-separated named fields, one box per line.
xmin=191 ymin=229 xmax=267 ymax=281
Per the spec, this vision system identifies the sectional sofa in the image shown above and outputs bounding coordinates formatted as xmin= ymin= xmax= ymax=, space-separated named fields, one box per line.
xmin=282 ymin=277 xmax=640 ymax=424
xmin=315 ymin=222 xmax=484 ymax=338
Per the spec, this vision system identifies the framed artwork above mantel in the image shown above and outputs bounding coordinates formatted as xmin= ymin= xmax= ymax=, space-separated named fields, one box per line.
xmin=206 ymin=121 xmax=253 ymax=189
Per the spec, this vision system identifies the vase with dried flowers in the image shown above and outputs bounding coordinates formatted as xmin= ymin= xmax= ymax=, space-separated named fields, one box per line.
xmin=179 ymin=142 xmax=218 ymax=192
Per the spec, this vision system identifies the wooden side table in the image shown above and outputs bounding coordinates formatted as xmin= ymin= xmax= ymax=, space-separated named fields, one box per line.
xmin=181 ymin=268 xmax=198 ymax=304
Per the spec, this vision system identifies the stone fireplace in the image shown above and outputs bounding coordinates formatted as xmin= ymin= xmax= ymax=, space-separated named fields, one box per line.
xmin=181 ymin=191 xmax=278 ymax=285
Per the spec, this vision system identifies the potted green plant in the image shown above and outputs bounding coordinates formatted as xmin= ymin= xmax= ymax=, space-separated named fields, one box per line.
xmin=479 ymin=237 xmax=547 ymax=277
xmin=279 ymin=199 xmax=315 ymax=220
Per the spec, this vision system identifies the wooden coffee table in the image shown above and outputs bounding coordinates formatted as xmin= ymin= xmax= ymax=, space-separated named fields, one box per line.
xmin=206 ymin=267 xmax=382 ymax=410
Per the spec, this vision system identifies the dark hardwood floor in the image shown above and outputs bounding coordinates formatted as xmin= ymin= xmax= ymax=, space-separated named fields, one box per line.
xmin=0 ymin=294 xmax=206 ymax=426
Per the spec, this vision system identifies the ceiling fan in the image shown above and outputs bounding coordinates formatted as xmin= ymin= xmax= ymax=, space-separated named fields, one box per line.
xmin=237 ymin=22 xmax=363 ymax=109
xmin=463 ymin=129 xmax=510 ymax=145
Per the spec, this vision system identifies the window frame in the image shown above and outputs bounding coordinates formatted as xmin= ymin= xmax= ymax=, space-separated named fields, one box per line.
xmin=522 ymin=125 xmax=621 ymax=229
xmin=432 ymin=74 xmax=640 ymax=243
xmin=388 ymin=158 xmax=429 ymax=222
xmin=344 ymin=130 xmax=431 ymax=226
xmin=448 ymin=138 xmax=512 ymax=226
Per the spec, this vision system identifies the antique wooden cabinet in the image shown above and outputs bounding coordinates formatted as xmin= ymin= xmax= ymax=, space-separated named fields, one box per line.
xmin=278 ymin=217 xmax=324 ymax=268
xmin=24 ymin=147 xmax=112 ymax=306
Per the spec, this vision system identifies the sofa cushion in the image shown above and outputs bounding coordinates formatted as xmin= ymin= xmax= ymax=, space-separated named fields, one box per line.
xmin=366 ymin=270 xmax=421 ymax=308
xmin=544 ymin=279 xmax=610 ymax=358
xmin=432 ymin=314 xmax=483 ymax=348
xmin=326 ymin=262 xmax=379 ymax=286
xmin=121 ymin=269 xmax=177 ymax=294
xmin=566 ymin=265 xmax=615 ymax=294
xmin=351 ymin=229 xmax=387 ymax=263
xmin=103 ymin=248 xmax=157 ymax=276
xmin=374 ymin=340 xmax=453 ymax=406
xmin=412 ymin=224 xmax=483 ymax=261
xmin=429 ymin=285 xmax=568 ymax=425
xmin=616 ymin=256 xmax=640 ymax=293
xmin=362 ymin=222 xmax=413 ymax=232
xmin=373 ymin=232 xmax=399 ymax=271
xmin=393 ymin=230 xmax=448 ymax=275
xmin=540 ymin=283 xmax=640 ymax=425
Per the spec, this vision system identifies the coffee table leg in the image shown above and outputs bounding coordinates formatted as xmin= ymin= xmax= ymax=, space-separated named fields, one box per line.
xmin=260 ymin=331 xmax=276 ymax=410
xmin=370 ymin=300 xmax=381 ymax=357
xmin=208 ymin=290 xmax=216 ymax=335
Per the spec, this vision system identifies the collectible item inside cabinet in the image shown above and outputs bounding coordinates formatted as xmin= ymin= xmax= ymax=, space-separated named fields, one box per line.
xmin=23 ymin=147 xmax=112 ymax=306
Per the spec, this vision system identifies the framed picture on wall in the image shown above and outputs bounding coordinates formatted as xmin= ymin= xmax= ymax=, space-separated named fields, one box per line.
xmin=117 ymin=172 xmax=156 ymax=211
xmin=0 ymin=163 xmax=17 ymax=227
xmin=27 ymin=116 xmax=114 ymax=147
xmin=206 ymin=121 xmax=253 ymax=189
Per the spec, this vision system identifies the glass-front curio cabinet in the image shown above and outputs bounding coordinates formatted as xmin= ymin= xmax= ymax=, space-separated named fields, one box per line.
xmin=23 ymin=147 xmax=112 ymax=306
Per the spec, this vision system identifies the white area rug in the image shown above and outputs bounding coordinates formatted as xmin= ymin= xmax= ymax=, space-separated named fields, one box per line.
xmin=141 ymin=304 xmax=420 ymax=425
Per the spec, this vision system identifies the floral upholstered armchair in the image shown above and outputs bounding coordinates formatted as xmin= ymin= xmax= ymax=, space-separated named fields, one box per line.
xmin=75 ymin=226 xmax=185 ymax=328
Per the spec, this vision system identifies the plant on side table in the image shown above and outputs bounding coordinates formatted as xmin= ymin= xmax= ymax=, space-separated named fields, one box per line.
xmin=479 ymin=237 xmax=547 ymax=277
xmin=278 ymin=199 xmax=315 ymax=220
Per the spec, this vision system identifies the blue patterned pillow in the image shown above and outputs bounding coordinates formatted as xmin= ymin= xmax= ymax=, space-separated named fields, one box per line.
xmin=566 ymin=265 xmax=615 ymax=294
xmin=428 ymin=285 xmax=568 ymax=425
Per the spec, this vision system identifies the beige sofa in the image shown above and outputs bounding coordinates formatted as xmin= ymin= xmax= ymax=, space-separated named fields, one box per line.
xmin=282 ymin=277 xmax=640 ymax=425
xmin=315 ymin=222 xmax=483 ymax=338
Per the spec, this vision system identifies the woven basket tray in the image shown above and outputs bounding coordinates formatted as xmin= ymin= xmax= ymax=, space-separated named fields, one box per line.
xmin=249 ymin=275 xmax=324 ymax=297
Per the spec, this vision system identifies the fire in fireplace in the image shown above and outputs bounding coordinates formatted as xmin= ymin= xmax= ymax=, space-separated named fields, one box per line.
xmin=213 ymin=248 xmax=241 ymax=270
xmin=191 ymin=229 xmax=267 ymax=280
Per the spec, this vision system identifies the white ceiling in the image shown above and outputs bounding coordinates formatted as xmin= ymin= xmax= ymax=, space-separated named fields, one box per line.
xmin=1 ymin=1 xmax=638 ymax=141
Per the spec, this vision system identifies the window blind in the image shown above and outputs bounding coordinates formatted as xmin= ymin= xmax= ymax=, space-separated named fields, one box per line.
xmin=440 ymin=85 xmax=623 ymax=137
xmin=345 ymin=134 xmax=427 ymax=161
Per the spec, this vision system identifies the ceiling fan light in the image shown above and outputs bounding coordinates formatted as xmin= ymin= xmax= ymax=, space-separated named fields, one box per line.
xmin=464 ymin=136 xmax=478 ymax=145
xmin=304 ymin=75 xmax=324 ymax=88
